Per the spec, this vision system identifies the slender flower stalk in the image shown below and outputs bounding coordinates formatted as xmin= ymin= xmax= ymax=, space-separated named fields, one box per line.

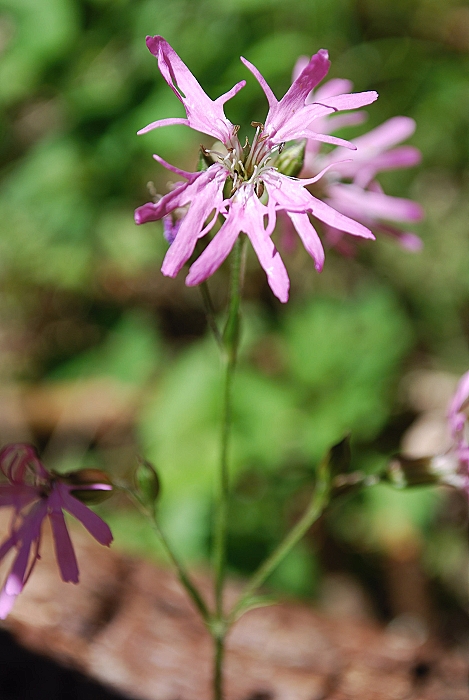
xmin=213 ymin=237 xmax=247 ymax=700
xmin=199 ymin=282 xmax=223 ymax=349
xmin=129 ymin=483 xmax=211 ymax=623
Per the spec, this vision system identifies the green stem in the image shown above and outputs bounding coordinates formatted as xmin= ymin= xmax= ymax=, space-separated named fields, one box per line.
xmin=200 ymin=281 xmax=223 ymax=349
xmin=211 ymin=236 xmax=246 ymax=700
xmin=213 ymin=354 xmax=235 ymax=617
xmin=213 ymin=237 xmax=245 ymax=617
xmin=229 ymin=472 xmax=330 ymax=623
xmin=149 ymin=514 xmax=210 ymax=623
xmin=213 ymin=631 xmax=225 ymax=700
xmin=127 ymin=489 xmax=210 ymax=623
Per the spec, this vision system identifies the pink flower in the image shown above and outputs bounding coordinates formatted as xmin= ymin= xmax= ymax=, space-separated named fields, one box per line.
xmin=388 ymin=372 xmax=469 ymax=498
xmin=444 ymin=371 xmax=469 ymax=495
xmin=293 ymin=57 xmax=423 ymax=254
xmin=0 ymin=444 xmax=113 ymax=618
xmin=135 ymin=37 xmax=379 ymax=302
xmin=405 ymin=372 xmax=469 ymax=496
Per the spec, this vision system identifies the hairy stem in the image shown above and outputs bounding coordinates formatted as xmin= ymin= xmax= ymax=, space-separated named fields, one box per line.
xmin=213 ymin=627 xmax=225 ymax=700
xmin=200 ymin=281 xmax=223 ymax=348
xmin=212 ymin=236 xmax=246 ymax=699
xmin=213 ymin=237 xmax=245 ymax=616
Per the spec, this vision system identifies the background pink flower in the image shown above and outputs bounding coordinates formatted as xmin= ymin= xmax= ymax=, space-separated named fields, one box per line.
xmin=292 ymin=56 xmax=424 ymax=255
xmin=0 ymin=444 xmax=113 ymax=618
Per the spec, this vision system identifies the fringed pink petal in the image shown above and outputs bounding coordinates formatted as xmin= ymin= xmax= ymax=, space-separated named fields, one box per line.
xmin=351 ymin=116 xmax=417 ymax=153
xmin=320 ymin=90 xmax=378 ymax=112
xmin=240 ymin=56 xmax=278 ymax=110
xmin=137 ymin=117 xmax=190 ymax=136
xmin=241 ymin=196 xmax=290 ymax=303
xmin=0 ymin=484 xmax=38 ymax=510
xmin=327 ymin=183 xmax=423 ymax=223
xmin=48 ymin=488 xmax=79 ymax=583
xmin=161 ymin=166 xmax=227 ymax=277
xmin=145 ymin=36 xmax=240 ymax=143
xmin=287 ymin=212 xmax=325 ymax=271
xmin=57 ymin=484 xmax=113 ymax=547
xmin=309 ymin=193 xmax=375 ymax=239
xmin=312 ymin=78 xmax=354 ymax=102
xmin=153 ymin=154 xmax=199 ymax=180
xmin=185 ymin=216 xmax=240 ymax=287
xmin=134 ymin=166 xmax=211 ymax=226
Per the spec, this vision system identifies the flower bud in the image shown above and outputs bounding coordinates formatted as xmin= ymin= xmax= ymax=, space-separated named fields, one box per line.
xmin=135 ymin=459 xmax=160 ymax=506
xmin=276 ymin=140 xmax=306 ymax=178
xmin=62 ymin=469 xmax=114 ymax=504
xmin=385 ymin=456 xmax=439 ymax=488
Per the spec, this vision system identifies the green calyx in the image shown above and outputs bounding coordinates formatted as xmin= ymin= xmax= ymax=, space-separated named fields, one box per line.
xmin=275 ymin=139 xmax=306 ymax=178
xmin=135 ymin=458 xmax=161 ymax=507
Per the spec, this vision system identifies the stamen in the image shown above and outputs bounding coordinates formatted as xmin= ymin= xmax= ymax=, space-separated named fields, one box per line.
xmin=237 ymin=160 xmax=246 ymax=177
xmin=232 ymin=171 xmax=238 ymax=190
xmin=147 ymin=181 xmax=159 ymax=200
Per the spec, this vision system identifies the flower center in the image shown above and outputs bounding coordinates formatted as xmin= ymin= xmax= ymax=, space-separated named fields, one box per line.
xmin=205 ymin=122 xmax=283 ymax=195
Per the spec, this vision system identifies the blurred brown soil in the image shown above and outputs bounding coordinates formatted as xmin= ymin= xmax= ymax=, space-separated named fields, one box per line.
xmin=0 ymin=515 xmax=468 ymax=700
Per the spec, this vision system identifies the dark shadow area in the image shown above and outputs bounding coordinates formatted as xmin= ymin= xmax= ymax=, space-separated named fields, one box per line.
xmin=0 ymin=629 xmax=134 ymax=700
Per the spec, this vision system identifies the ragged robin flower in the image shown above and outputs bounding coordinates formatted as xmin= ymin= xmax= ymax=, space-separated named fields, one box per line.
xmin=135 ymin=36 xmax=380 ymax=302
xmin=290 ymin=57 xmax=423 ymax=255
xmin=0 ymin=444 xmax=113 ymax=618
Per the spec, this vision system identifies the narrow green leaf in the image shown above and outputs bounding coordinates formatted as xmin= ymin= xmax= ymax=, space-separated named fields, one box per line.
xmin=232 ymin=594 xmax=278 ymax=621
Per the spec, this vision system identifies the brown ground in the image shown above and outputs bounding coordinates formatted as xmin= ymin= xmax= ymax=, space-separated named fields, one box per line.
xmin=0 ymin=517 xmax=468 ymax=700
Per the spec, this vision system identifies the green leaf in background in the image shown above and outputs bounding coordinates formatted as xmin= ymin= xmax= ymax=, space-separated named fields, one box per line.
xmin=0 ymin=0 xmax=78 ymax=105
xmin=137 ymin=287 xmax=413 ymax=572
xmin=49 ymin=309 xmax=162 ymax=385
xmin=284 ymin=288 xmax=413 ymax=459
xmin=268 ymin=542 xmax=320 ymax=598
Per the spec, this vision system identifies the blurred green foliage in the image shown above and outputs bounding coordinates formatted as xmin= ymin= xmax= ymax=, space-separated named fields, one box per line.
xmin=137 ymin=288 xmax=411 ymax=560
xmin=0 ymin=0 xmax=468 ymax=619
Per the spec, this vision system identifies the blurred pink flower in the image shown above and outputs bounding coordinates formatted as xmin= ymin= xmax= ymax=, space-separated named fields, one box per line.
xmin=293 ymin=57 xmax=423 ymax=254
xmin=135 ymin=36 xmax=379 ymax=302
xmin=410 ymin=372 xmax=469 ymax=496
xmin=388 ymin=373 xmax=469 ymax=498
xmin=0 ymin=444 xmax=113 ymax=618
xmin=444 ymin=371 xmax=469 ymax=495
